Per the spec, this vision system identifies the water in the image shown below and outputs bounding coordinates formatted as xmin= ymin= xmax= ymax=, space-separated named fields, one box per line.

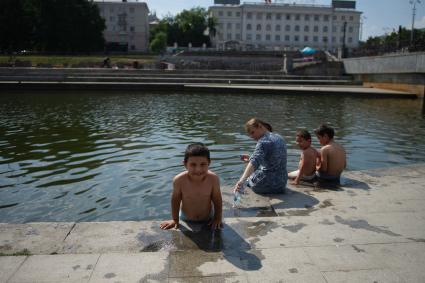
xmin=0 ymin=92 xmax=424 ymax=223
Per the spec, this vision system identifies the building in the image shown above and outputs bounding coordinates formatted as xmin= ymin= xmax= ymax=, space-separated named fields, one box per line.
xmin=209 ymin=1 xmax=361 ymax=52
xmin=95 ymin=0 xmax=149 ymax=52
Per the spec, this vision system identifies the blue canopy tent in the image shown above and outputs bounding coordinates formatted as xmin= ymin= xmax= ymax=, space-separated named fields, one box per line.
xmin=300 ymin=46 xmax=317 ymax=55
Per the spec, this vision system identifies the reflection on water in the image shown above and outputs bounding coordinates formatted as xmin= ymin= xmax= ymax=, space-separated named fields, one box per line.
xmin=0 ymin=92 xmax=424 ymax=223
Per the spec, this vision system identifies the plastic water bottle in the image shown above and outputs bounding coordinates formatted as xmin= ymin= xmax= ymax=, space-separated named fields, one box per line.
xmin=233 ymin=183 xmax=245 ymax=208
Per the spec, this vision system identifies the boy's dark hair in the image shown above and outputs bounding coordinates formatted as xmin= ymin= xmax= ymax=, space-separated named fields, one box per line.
xmin=184 ymin=143 xmax=210 ymax=163
xmin=314 ymin=124 xmax=335 ymax=139
xmin=296 ymin=129 xmax=311 ymax=140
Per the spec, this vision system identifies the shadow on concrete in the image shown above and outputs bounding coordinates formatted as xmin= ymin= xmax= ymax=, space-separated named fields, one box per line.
xmin=177 ymin=222 xmax=262 ymax=271
xmin=340 ymin=177 xmax=371 ymax=191
xmin=268 ymin=188 xmax=320 ymax=210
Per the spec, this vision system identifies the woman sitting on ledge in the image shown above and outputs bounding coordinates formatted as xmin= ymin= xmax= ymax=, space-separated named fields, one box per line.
xmin=234 ymin=118 xmax=287 ymax=194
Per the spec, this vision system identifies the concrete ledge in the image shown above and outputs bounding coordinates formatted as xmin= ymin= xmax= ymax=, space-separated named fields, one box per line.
xmin=1 ymin=164 xmax=425 ymax=282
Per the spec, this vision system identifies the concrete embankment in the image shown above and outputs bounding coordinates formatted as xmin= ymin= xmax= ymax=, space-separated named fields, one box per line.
xmin=0 ymin=67 xmax=417 ymax=98
xmin=1 ymin=164 xmax=425 ymax=282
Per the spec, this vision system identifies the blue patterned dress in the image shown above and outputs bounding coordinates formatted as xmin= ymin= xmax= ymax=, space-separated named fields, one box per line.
xmin=247 ymin=132 xmax=287 ymax=194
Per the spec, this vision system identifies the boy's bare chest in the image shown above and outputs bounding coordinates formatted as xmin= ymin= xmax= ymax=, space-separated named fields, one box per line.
xmin=181 ymin=181 xmax=212 ymax=198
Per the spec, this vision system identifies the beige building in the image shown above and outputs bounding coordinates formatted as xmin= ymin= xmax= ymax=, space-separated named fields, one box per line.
xmin=209 ymin=1 xmax=361 ymax=52
xmin=96 ymin=1 xmax=149 ymax=52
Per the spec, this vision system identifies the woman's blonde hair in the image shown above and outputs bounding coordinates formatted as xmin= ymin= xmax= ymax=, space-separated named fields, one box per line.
xmin=245 ymin=118 xmax=273 ymax=133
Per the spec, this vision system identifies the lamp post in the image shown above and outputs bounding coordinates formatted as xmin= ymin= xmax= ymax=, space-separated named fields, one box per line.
xmin=410 ymin=0 xmax=421 ymax=47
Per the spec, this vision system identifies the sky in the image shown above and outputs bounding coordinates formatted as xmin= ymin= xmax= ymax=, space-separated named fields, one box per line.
xmin=100 ymin=0 xmax=425 ymax=40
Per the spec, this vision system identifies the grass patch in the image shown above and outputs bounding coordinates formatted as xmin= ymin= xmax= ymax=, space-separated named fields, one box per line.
xmin=0 ymin=55 xmax=157 ymax=67
xmin=0 ymin=249 xmax=32 ymax=256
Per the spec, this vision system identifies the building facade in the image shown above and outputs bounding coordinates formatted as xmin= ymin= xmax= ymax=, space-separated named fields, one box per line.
xmin=96 ymin=1 xmax=149 ymax=52
xmin=209 ymin=1 xmax=361 ymax=52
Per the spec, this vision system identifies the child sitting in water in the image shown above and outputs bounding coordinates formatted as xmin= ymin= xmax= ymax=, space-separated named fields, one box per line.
xmin=288 ymin=129 xmax=320 ymax=185
xmin=160 ymin=143 xmax=223 ymax=230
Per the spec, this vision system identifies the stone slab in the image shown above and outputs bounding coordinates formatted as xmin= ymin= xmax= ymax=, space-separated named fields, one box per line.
xmin=8 ymin=254 xmax=99 ymax=283
xmin=89 ymin=252 xmax=169 ymax=283
xmin=0 ymin=222 xmax=74 ymax=255
xmin=323 ymin=269 xmax=404 ymax=283
xmin=0 ymin=256 xmax=27 ymax=282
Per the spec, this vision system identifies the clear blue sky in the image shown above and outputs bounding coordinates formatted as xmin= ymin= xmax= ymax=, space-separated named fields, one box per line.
xmin=104 ymin=0 xmax=425 ymax=40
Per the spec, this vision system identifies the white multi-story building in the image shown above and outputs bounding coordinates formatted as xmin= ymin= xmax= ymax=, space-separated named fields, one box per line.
xmin=209 ymin=1 xmax=361 ymax=52
xmin=96 ymin=1 xmax=149 ymax=52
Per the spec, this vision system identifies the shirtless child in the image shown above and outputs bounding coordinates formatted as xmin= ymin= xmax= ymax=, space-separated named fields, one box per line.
xmin=288 ymin=129 xmax=320 ymax=185
xmin=160 ymin=143 xmax=223 ymax=230
xmin=314 ymin=124 xmax=347 ymax=182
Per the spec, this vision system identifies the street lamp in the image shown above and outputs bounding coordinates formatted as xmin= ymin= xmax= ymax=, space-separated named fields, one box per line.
xmin=410 ymin=0 xmax=422 ymax=46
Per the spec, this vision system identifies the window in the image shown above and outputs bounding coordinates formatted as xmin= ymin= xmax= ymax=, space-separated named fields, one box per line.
xmin=236 ymin=33 xmax=241 ymax=40
xmin=349 ymin=16 xmax=354 ymax=21
xmin=227 ymin=23 xmax=232 ymax=29
xmin=256 ymin=34 xmax=261 ymax=41
xmin=314 ymin=15 xmax=320 ymax=21
xmin=314 ymin=26 xmax=319 ymax=32
xmin=332 ymin=36 xmax=336 ymax=42
xmin=246 ymin=34 xmax=252 ymax=40
xmin=348 ymin=37 xmax=353 ymax=43
xmin=294 ymin=35 xmax=299 ymax=42
xmin=266 ymin=34 xmax=271 ymax=41
xmin=256 ymin=24 xmax=262 ymax=31
xmin=333 ymin=15 xmax=337 ymax=21
xmin=227 ymin=33 xmax=232 ymax=40
xmin=247 ymin=12 xmax=252 ymax=19
xmin=227 ymin=11 xmax=232 ymax=17
xmin=295 ymin=14 xmax=300 ymax=21
xmin=341 ymin=15 xmax=346 ymax=20
xmin=236 ymin=23 xmax=241 ymax=29
xmin=266 ymin=13 xmax=272 ymax=20
xmin=286 ymin=14 xmax=291 ymax=20
xmin=130 ymin=26 xmax=135 ymax=32
xmin=236 ymin=12 xmax=240 ymax=17
xmin=285 ymin=25 xmax=291 ymax=31
xmin=313 ymin=36 xmax=318 ymax=42
xmin=275 ymin=35 xmax=281 ymax=41
xmin=276 ymin=13 xmax=282 ymax=20
xmin=332 ymin=26 xmax=337 ymax=32
xmin=323 ymin=26 xmax=328 ymax=32
xmin=304 ymin=35 xmax=309 ymax=42
xmin=323 ymin=36 xmax=328 ymax=42
xmin=266 ymin=24 xmax=271 ymax=31
xmin=324 ymin=15 xmax=329 ymax=22
xmin=276 ymin=24 xmax=281 ymax=31
xmin=295 ymin=25 xmax=300 ymax=32
xmin=305 ymin=15 xmax=310 ymax=21
xmin=257 ymin=13 xmax=263 ymax=20
xmin=246 ymin=24 xmax=252 ymax=30
xmin=304 ymin=25 xmax=309 ymax=32
xmin=348 ymin=26 xmax=353 ymax=33
xmin=219 ymin=11 xmax=223 ymax=16
xmin=285 ymin=35 xmax=290 ymax=41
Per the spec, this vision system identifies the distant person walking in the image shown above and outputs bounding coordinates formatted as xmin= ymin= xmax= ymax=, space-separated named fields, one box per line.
xmin=234 ymin=118 xmax=287 ymax=194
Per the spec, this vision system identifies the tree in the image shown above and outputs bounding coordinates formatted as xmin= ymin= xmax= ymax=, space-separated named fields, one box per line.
xmin=0 ymin=0 xmax=105 ymax=54
xmin=33 ymin=0 xmax=105 ymax=53
xmin=0 ymin=0 xmax=37 ymax=54
xmin=150 ymin=32 xmax=167 ymax=53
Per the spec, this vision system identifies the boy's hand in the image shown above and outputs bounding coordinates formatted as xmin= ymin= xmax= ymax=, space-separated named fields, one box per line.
xmin=233 ymin=180 xmax=244 ymax=193
xmin=208 ymin=218 xmax=223 ymax=230
xmin=160 ymin=220 xmax=178 ymax=230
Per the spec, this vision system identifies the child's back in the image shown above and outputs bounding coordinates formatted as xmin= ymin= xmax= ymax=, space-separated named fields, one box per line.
xmin=301 ymin=146 xmax=319 ymax=177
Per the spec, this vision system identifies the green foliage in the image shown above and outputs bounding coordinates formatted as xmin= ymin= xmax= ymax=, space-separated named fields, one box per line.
xmin=150 ymin=7 xmax=217 ymax=48
xmin=150 ymin=32 xmax=167 ymax=53
xmin=0 ymin=0 xmax=105 ymax=54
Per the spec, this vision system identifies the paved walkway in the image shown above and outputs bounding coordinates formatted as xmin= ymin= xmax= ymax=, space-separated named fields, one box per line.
xmin=1 ymin=164 xmax=425 ymax=282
